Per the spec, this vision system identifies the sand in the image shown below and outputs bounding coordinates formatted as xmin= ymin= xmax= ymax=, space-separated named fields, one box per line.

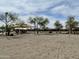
xmin=0 ymin=34 xmax=79 ymax=59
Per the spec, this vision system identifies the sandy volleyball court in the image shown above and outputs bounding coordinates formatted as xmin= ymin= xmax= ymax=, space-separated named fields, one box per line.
xmin=0 ymin=34 xmax=79 ymax=59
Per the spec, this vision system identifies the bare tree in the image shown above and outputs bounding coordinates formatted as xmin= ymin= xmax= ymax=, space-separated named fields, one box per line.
xmin=0 ymin=12 xmax=18 ymax=36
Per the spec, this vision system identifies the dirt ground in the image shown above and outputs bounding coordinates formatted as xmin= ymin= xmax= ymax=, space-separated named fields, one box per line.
xmin=0 ymin=34 xmax=79 ymax=59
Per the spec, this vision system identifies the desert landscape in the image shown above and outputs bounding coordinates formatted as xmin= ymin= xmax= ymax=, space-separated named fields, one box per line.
xmin=0 ymin=34 xmax=79 ymax=59
xmin=0 ymin=0 xmax=79 ymax=59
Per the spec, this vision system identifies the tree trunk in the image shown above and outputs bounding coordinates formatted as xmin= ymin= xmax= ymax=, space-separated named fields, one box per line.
xmin=34 ymin=24 xmax=36 ymax=34
xmin=36 ymin=24 xmax=39 ymax=34
xmin=5 ymin=24 xmax=8 ymax=36
xmin=5 ymin=13 xmax=8 ymax=36
xmin=69 ymin=27 xmax=72 ymax=34
xmin=7 ymin=31 xmax=10 ymax=36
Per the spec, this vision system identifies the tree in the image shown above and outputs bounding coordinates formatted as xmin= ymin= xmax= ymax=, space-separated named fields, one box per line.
xmin=0 ymin=12 xmax=18 ymax=36
xmin=54 ymin=20 xmax=63 ymax=33
xmin=66 ymin=16 xmax=79 ymax=34
xmin=29 ymin=16 xmax=49 ymax=34
xmin=29 ymin=16 xmax=40 ymax=34
xmin=0 ymin=25 xmax=5 ymax=34
xmin=54 ymin=20 xmax=63 ymax=30
xmin=38 ymin=17 xmax=49 ymax=29
xmin=29 ymin=17 xmax=37 ymax=29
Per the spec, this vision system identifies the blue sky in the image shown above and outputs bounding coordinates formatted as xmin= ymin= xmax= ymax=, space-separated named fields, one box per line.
xmin=0 ymin=0 xmax=79 ymax=28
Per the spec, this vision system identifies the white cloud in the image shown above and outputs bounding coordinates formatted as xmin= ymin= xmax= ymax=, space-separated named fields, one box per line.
xmin=0 ymin=0 xmax=63 ymax=14
xmin=50 ymin=0 xmax=79 ymax=16
xmin=0 ymin=0 xmax=79 ymax=16
xmin=0 ymin=0 xmax=79 ymax=28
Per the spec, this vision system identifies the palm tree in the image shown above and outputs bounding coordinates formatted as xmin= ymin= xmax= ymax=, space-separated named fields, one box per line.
xmin=0 ymin=12 xmax=18 ymax=36
xmin=54 ymin=20 xmax=63 ymax=33
xmin=66 ymin=16 xmax=79 ymax=34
